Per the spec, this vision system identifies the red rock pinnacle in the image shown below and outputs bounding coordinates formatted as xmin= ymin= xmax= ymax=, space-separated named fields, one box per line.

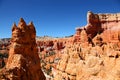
xmin=1 ymin=18 xmax=46 ymax=80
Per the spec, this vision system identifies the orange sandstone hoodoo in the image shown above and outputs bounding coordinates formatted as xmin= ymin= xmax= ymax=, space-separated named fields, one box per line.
xmin=1 ymin=18 xmax=46 ymax=80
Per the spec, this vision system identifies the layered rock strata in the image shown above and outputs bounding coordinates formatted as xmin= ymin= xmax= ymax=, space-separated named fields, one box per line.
xmin=74 ymin=11 xmax=120 ymax=43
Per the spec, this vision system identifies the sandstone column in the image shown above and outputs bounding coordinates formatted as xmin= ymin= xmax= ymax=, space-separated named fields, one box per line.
xmin=3 ymin=18 xmax=45 ymax=80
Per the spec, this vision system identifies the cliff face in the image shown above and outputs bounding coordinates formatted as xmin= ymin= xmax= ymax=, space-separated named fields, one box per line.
xmin=74 ymin=11 xmax=120 ymax=43
xmin=85 ymin=11 xmax=120 ymax=42
xmin=0 ymin=18 xmax=45 ymax=80
xmin=98 ymin=13 xmax=120 ymax=43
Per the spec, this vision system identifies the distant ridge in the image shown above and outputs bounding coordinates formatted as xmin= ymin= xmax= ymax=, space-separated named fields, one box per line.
xmin=0 ymin=35 xmax=72 ymax=44
xmin=0 ymin=38 xmax=10 ymax=44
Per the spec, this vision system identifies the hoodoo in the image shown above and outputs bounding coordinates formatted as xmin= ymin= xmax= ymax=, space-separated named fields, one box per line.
xmin=0 ymin=18 xmax=45 ymax=80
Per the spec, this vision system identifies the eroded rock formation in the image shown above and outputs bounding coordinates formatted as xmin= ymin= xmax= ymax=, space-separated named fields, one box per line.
xmin=0 ymin=18 xmax=45 ymax=80
xmin=53 ymin=42 xmax=120 ymax=80
xmin=74 ymin=11 xmax=120 ymax=42
xmin=52 ymin=11 xmax=120 ymax=80
xmin=37 ymin=38 xmax=70 ymax=78
xmin=86 ymin=11 xmax=120 ymax=42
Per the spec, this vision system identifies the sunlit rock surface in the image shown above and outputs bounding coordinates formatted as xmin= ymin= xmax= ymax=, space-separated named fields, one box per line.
xmin=53 ymin=11 xmax=120 ymax=80
xmin=0 ymin=18 xmax=45 ymax=80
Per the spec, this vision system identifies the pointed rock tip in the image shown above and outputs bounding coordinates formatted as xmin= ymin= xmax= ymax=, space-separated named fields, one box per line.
xmin=18 ymin=18 xmax=26 ymax=25
xmin=19 ymin=18 xmax=25 ymax=22
xmin=18 ymin=18 xmax=27 ymax=28
xmin=13 ymin=22 xmax=17 ymax=27
xmin=12 ymin=22 xmax=17 ymax=31
xmin=88 ymin=11 xmax=93 ymax=13
xmin=28 ymin=21 xmax=35 ymax=28
xmin=28 ymin=21 xmax=33 ymax=25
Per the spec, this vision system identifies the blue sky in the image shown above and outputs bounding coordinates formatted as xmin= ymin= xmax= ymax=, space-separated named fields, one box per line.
xmin=0 ymin=0 xmax=120 ymax=38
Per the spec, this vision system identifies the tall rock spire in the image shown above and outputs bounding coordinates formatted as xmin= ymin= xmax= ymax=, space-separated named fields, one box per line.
xmin=1 ymin=18 xmax=46 ymax=80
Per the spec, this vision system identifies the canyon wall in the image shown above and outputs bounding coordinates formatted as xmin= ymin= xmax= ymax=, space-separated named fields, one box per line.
xmin=74 ymin=11 xmax=120 ymax=43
